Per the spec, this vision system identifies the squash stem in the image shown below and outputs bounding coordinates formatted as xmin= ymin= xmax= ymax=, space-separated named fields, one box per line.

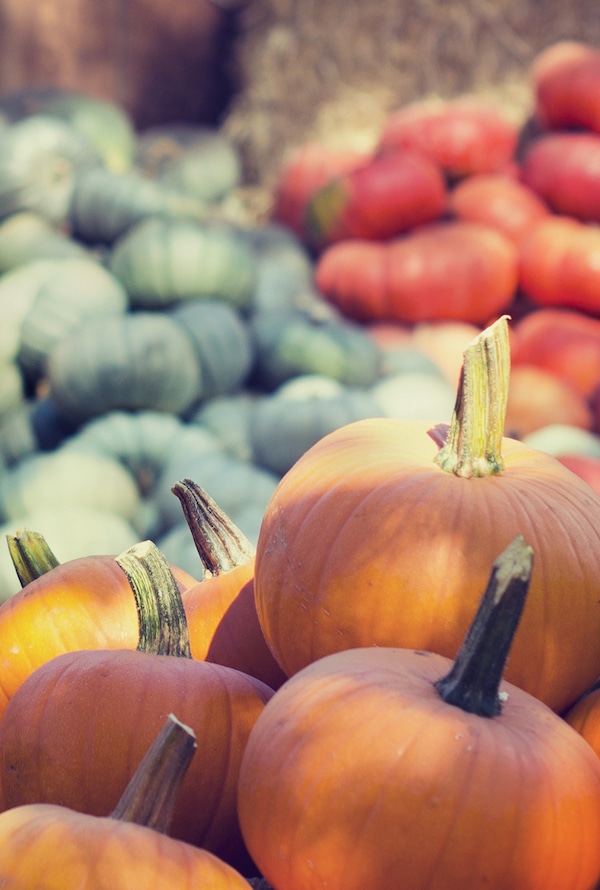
xmin=171 ymin=478 xmax=255 ymax=578
xmin=110 ymin=713 xmax=196 ymax=834
xmin=434 ymin=535 xmax=533 ymax=717
xmin=7 ymin=529 xmax=60 ymax=586
xmin=434 ymin=315 xmax=510 ymax=478
xmin=116 ymin=540 xmax=192 ymax=658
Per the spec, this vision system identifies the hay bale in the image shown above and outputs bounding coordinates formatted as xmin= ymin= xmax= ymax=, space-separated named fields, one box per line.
xmin=223 ymin=0 xmax=600 ymax=190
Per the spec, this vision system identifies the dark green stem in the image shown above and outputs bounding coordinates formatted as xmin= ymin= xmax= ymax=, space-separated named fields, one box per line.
xmin=434 ymin=535 xmax=533 ymax=717
xmin=110 ymin=713 xmax=197 ymax=834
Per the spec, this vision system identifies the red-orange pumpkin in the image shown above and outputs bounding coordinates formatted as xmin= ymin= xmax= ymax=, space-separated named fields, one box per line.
xmin=520 ymin=132 xmax=600 ymax=222
xmin=253 ymin=318 xmax=600 ymax=713
xmin=532 ymin=40 xmax=600 ymax=132
xmin=448 ymin=173 xmax=549 ymax=245
xmin=315 ymin=220 xmax=518 ymax=324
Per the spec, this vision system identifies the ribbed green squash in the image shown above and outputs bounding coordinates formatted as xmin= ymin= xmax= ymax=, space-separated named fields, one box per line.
xmin=191 ymin=393 xmax=257 ymax=462
xmin=108 ymin=217 xmax=257 ymax=310
xmin=46 ymin=312 xmax=203 ymax=424
xmin=68 ymin=166 xmax=209 ymax=245
xmin=0 ymin=212 xmax=88 ymax=273
xmin=0 ymin=115 xmax=100 ymax=224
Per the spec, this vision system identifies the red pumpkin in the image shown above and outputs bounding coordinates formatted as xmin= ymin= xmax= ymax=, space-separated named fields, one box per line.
xmin=270 ymin=141 xmax=369 ymax=240
xmin=305 ymin=148 xmax=447 ymax=250
xmin=518 ymin=216 xmax=600 ymax=315
xmin=315 ymin=220 xmax=518 ymax=324
xmin=449 ymin=173 xmax=549 ymax=244
xmin=379 ymin=97 xmax=518 ymax=178
xmin=505 ymin=364 xmax=593 ymax=439
xmin=253 ymin=318 xmax=600 ymax=713
xmin=557 ymin=454 xmax=600 ymax=498
xmin=511 ymin=307 xmax=600 ymax=397
xmin=532 ymin=40 xmax=600 ymax=132
xmin=520 ymin=132 xmax=600 ymax=222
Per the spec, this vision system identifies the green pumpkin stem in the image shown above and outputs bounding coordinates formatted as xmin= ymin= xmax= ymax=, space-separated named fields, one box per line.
xmin=7 ymin=529 xmax=60 ymax=586
xmin=115 ymin=540 xmax=192 ymax=658
xmin=110 ymin=713 xmax=197 ymax=834
xmin=171 ymin=478 xmax=255 ymax=578
xmin=435 ymin=315 xmax=510 ymax=478
xmin=434 ymin=535 xmax=533 ymax=717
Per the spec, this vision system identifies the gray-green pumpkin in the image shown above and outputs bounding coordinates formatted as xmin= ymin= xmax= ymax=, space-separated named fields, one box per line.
xmin=0 ymin=212 xmax=89 ymax=273
xmin=68 ymin=166 xmax=210 ymax=244
xmin=0 ymin=114 xmax=100 ymax=224
xmin=46 ymin=312 xmax=203 ymax=424
xmin=108 ymin=217 xmax=257 ymax=310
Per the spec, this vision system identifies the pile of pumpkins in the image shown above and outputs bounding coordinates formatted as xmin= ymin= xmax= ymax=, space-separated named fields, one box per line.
xmin=4 ymin=39 xmax=600 ymax=886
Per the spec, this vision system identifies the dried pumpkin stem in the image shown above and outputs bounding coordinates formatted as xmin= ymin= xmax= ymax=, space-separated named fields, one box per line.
xmin=116 ymin=540 xmax=192 ymax=658
xmin=171 ymin=478 xmax=255 ymax=578
xmin=110 ymin=713 xmax=197 ymax=834
xmin=435 ymin=315 xmax=510 ymax=478
xmin=7 ymin=529 xmax=60 ymax=586
xmin=434 ymin=535 xmax=533 ymax=717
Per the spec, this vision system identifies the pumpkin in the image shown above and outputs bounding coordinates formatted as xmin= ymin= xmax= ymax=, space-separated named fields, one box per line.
xmin=448 ymin=172 xmax=549 ymax=245
xmin=68 ymin=165 xmax=210 ymax=244
xmin=378 ymin=97 xmax=519 ymax=178
xmin=45 ymin=312 xmax=204 ymax=424
xmin=173 ymin=478 xmax=287 ymax=689
xmin=0 ymin=540 xmax=273 ymax=871
xmin=17 ymin=257 xmax=129 ymax=382
xmin=557 ymin=454 xmax=600 ymax=499
xmin=511 ymin=307 xmax=600 ymax=398
xmin=270 ymin=141 xmax=369 ymax=240
xmin=250 ymin=304 xmax=382 ymax=390
xmin=0 ymin=210 xmax=88 ymax=272
xmin=249 ymin=374 xmax=384 ymax=475
xmin=135 ymin=123 xmax=242 ymax=203
xmin=253 ymin=317 xmax=600 ymax=713
xmin=108 ymin=217 xmax=257 ymax=311
xmin=518 ymin=215 xmax=600 ymax=315
xmin=369 ymin=371 xmax=456 ymax=422
xmin=304 ymin=147 xmax=447 ymax=249
xmin=0 ymin=362 xmax=23 ymax=420
xmin=0 ymin=86 xmax=137 ymax=173
xmin=0 ymin=114 xmax=100 ymax=224
xmin=0 ymin=714 xmax=250 ymax=889
xmin=520 ymin=132 xmax=600 ymax=222
xmin=521 ymin=424 xmax=600 ymax=460
xmin=531 ymin=40 xmax=600 ymax=133
xmin=192 ymin=393 xmax=258 ymax=463
xmin=240 ymin=536 xmax=600 ymax=890
xmin=315 ymin=220 xmax=518 ymax=324
xmin=505 ymin=364 xmax=593 ymax=439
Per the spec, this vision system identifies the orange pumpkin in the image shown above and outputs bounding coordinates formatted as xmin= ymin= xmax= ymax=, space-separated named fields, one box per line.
xmin=0 ymin=533 xmax=195 ymax=720
xmin=0 ymin=714 xmax=250 ymax=889
xmin=173 ymin=479 xmax=287 ymax=690
xmin=0 ymin=541 xmax=273 ymax=873
xmin=254 ymin=318 xmax=600 ymax=713
xmin=241 ymin=537 xmax=600 ymax=890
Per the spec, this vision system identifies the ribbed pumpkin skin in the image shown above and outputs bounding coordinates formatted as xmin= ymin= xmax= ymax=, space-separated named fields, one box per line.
xmin=46 ymin=312 xmax=203 ymax=423
xmin=254 ymin=418 xmax=600 ymax=713
xmin=0 ymin=803 xmax=251 ymax=889
xmin=238 ymin=646 xmax=600 ymax=890
xmin=0 ymin=649 xmax=273 ymax=870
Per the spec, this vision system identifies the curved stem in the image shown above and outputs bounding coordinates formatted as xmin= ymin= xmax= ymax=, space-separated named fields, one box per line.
xmin=110 ymin=713 xmax=196 ymax=834
xmin=116 ymin=540 xmax=192 ymax=658
xmin=7 ymin=529 xmax=60 ymax=586
xmin=434 ymin=535 xmax=533 ymax=717
xmin=171 ymin=478 xmax=255 ymax=578
xmin=434 ymin=315 xmax=510 ymax=478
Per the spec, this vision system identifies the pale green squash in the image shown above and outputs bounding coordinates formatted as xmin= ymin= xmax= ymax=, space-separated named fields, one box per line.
xmin=0 ymin=212 xmax=89 ymax=273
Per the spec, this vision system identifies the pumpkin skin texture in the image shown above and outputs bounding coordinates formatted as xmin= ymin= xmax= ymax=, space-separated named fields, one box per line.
xmin=0 ymin=803 xmax=251 ymax=889
xmin=237 ymin=646 xmax=600 ymax=890
xmin=254 ymin=417 xmax=600 ymax=713
xmin=448 ymin=173 xmax=549 ymax=245
xmin=0 ymin=648 xmax=273 ymax=871
xmin=520 ymin=132 xmax=600 ymax=223
xmin=314 ymin=220 xmax=518 ymax=324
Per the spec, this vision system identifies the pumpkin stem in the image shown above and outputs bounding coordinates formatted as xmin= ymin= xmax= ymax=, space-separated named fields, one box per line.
xmin=110 ymin=713 xmax=196 ymax=834
xmin=116 ymin=540 xmax=192 ymax=658
xmin=171 ymin=478 xmax=255 ymax=578
xmin=434 ymin=315 xmax=510 ymax=478
xmin=434 ymin=534 xmax=533 ymax=717
xmin=7 ymin=529 xmax=60 ymax=586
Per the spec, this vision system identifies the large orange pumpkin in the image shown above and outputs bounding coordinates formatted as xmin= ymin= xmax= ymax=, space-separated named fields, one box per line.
xmin=254 ymin=317 xmax=600 ymax=713
xmin=240 ymin=538 xmax=600 ymax=890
